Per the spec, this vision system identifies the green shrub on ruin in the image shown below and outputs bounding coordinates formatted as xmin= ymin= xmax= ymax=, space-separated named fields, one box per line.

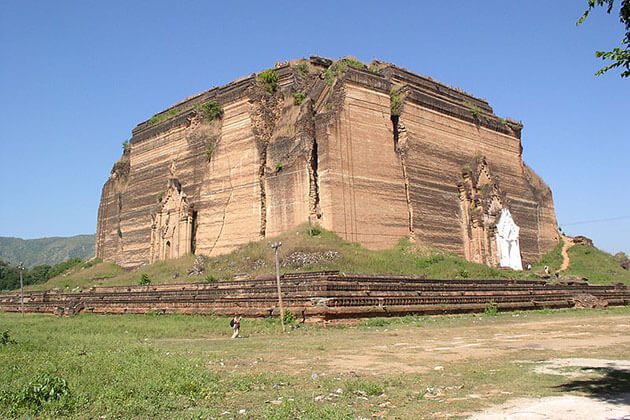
xmin=469 ymin=105 xmax=480 ymax=120
xmin=148 ymin=108 xmax=180 ymax=126
xmin=257 ymin=69 xmax=279 ymax=93
xmin=390 ymin=85 xmax=402 ymax=116
xmin=295 ymin=62 xmax=309 ymax=77
xmin=293 ymin=91 xmax=306 ymax=105
xmin=196 ymin=100 xmax=223 ymax=121
xmin=274 ymin=162 xmax=284 ymax=172
xmin=324 ymin=58 xmax=367 ymax=85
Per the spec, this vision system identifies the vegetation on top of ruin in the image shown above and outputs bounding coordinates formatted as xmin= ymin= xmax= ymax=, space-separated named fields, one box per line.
xmin=195 ymin=100 xmax=223 ymax=121
xmin=147 ymin=108 xmax=181 ymax=126
xmin=390 ymin=85 xmax=403 ymax=116
xmin=469 ymin=104 xmax=481 ymax=121
xmin=294 ymin=61 xmax=309 ymax=78
xmin=16 ymin=226 xmax=630 ymax=293
xmin=257 ymin=69 xmax=279 ymax=93
xmin=323 ymin=57 xmax=368 ymax=85
xmin=292 ymin=91 xmax=306 ymax=105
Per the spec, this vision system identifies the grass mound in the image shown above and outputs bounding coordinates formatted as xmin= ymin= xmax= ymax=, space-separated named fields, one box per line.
xmin=22 ymin=226 xmax=630 ymax=291
xmin=565 ymin=244 xmax=630 ymax=284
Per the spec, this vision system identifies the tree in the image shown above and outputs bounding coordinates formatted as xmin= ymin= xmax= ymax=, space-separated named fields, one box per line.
xmin=578 ymin=0 xmax=630 ymax=77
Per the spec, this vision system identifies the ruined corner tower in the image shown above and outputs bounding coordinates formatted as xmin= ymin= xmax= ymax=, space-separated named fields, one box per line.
xmin=96 ymin=56 xmax=559 ymax=269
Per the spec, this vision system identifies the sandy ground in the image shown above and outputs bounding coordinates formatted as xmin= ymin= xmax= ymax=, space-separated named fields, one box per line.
xmin=468 ymin=358 xmax=630 ymax=419
xmin=469 ymin=394 xmax=630 ymax=419
xmin=311 ymin=315 xmax=630 ymax=375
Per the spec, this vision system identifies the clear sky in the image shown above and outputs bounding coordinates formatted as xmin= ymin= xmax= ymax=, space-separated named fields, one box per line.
xmin=0 ymin=1 xmax=628 ymax=255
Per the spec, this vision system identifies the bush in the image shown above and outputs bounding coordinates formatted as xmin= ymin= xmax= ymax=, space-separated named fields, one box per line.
xmin=204 ymin=274 xmax=217 ymax=283
xmin=274 ymin=162 xmax=284 ymax=172
xmin=470 ymin=105 xmax=480 ymax=120
xmin=293 ymin=92 xmax=306 ymax=105
xmin=345 ymin=379 xmax=384 ymax=396
xmin=484 ymin=301 xmax=498 ymax=316
xmin=1 ymin=330 xmax=16 ymax=345
xmin=196 ymin=100 xmax=223 ymax=121
xmin=82 ymin=258 xmax=102 ymax=269
xmin=324 ymin=58 xmax=367 ymax=85
xmin=258 ymin=69 xmax=279 ymax=93
xmin=17 ymin=373 xmax=70 ymax=408
xmin=47 ymin=258 xmax=82 ymax=279
xmin=306 ymin=225 xmax=321 ymax=237
xmin=295 ymin=62 xmax=309 ymax=77
xmin=283 ymin=310 xmax=296 ymax=324
xmin=390 ymin=86 xmax=402 ymax=116
xmin=148 ymin=108 xmax=180 ymax=126
xmin=139 ymin=273 xmax=151 ymax=286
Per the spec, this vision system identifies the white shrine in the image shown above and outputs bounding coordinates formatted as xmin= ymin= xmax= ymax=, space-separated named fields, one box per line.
xmin=495 ymin=208 xmax=523 ymax=270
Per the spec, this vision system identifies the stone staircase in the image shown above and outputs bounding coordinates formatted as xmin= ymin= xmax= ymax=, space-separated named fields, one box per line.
xmin=1 ymin=271 xmax=628 ymax=320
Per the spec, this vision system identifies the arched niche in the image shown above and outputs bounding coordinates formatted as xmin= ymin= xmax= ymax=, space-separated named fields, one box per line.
xmin=150 ymin=175 xmax=194 ymax=263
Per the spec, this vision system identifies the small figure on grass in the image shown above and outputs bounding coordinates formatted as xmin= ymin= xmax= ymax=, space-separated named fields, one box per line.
xmin=230 ymin=315 xmax=242 ymax=339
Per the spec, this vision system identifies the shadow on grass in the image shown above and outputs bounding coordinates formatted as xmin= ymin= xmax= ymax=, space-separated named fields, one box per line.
xmin=554 ymin=367 xmax=630 ymax=405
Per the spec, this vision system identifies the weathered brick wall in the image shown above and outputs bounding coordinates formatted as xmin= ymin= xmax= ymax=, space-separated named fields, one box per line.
xmin=96 ymin=58 xmax=558 ymax=268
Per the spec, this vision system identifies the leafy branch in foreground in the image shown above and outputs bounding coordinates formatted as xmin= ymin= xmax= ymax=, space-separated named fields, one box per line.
xmin=578 ymin=0 xmax=630 ymax=77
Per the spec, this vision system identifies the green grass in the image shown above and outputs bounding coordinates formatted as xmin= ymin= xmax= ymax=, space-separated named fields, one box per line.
xmin=1 ymin=307 xmax=629 ymax=418
xmin=565 ymin=244 xmax=630 ymax=284
xmin=534 ymin=240 xmax=564 ymax=273
xmin=21 ymin=225 xmax=630 ymax=292
xmin=147 ymin=108 xmax=182 ymax=125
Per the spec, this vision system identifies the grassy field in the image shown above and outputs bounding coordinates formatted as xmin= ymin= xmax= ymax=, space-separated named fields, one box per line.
xmin=23 ymin=225 xmax=630 ymax=292
xmin=1 ymin=307 xmax=629 ymax=418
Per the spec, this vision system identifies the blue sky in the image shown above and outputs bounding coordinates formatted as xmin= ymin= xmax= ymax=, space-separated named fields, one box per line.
xmin=0 ymin=1 xmax=628 ymax=255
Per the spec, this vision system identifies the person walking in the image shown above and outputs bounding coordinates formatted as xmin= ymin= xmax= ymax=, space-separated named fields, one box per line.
xmin=230 ymin=315 xmax=241 ymax=339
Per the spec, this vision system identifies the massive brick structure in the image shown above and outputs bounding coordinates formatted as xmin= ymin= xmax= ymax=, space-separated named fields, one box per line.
xmin=96 ymin=57 xmax=559 ymax=268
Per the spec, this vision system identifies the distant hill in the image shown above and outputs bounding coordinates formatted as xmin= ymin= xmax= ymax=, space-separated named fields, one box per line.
xmin=0 ymin=235 xmax=95 ymax=267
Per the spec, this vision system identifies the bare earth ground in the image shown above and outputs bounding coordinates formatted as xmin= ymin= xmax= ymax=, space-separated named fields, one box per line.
xmin=157 ymin=314 xmax=630 ymax=376
xmin=151 ymin=310 xmax=630 ymax=418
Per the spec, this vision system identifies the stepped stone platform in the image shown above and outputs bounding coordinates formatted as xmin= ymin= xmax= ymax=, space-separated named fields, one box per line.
xmin=1 ymin=272 xmax=628 ymax=320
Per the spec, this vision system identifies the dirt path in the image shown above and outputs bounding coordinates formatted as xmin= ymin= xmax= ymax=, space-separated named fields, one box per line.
xmin=558 ymin=235 xmax=576 ymax=272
